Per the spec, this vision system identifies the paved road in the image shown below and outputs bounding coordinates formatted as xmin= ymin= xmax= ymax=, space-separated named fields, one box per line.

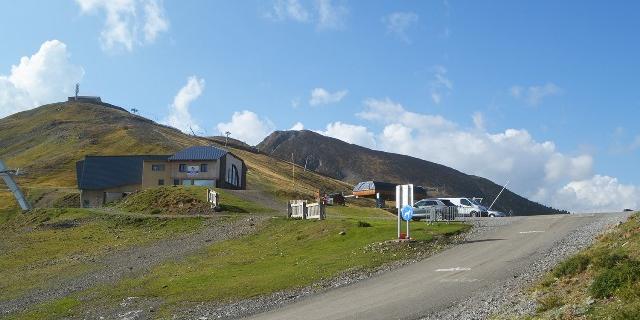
xmin=247 ymin=213 xmax=627 ymax=320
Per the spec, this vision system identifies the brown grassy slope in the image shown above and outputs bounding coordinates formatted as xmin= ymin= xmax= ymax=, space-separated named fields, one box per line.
xmin=0 ymin=102 xmax=351 ymax=209
xmin=258 ymin=130 xmax=564 ymax=215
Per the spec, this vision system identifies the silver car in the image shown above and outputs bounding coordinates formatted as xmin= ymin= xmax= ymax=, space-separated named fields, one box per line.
xmin=412 ymin=199 xmax=448 ymax=221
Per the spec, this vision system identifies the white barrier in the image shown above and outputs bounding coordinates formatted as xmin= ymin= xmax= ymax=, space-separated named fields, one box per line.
xmin=287 ymin=200 xmax=325 ymax=220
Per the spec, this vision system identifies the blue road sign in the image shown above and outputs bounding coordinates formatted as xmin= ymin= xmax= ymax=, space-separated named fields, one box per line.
xmin=401 ymin=205 xmax=414 ymax=221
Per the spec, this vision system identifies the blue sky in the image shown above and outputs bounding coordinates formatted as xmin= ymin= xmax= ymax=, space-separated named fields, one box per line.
xmin=1 ymin=0 xmax=639 ymax=212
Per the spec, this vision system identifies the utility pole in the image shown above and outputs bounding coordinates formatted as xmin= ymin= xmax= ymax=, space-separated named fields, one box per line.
xmin=75 ymin=83 xmax=79 ymax=101
xmin=0 ymin=160 xmax=31 ymax=211
xmin=291 ymin=152 xmax=295 ymax=190
xmin=224 ymin=131 xmax=231 ymax=147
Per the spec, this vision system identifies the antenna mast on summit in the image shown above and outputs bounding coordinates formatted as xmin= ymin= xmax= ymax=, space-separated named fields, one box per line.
xmin=75 ymin=83 xmax=79 ymax=101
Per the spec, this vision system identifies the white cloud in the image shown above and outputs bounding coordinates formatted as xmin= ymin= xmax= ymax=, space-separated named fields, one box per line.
xmin=309 ymin=87 xmax=348 ymax=106
xmin=318 ymin=122 xmax=376 ymax=149
xmin=510 ymin=82 xmax=562 ymax=106
xmin=216 ymin=111 xmax=275 ymax=145
xmin=430 ymin=65 xmax=452 ymax=105
xmin=327 ymin=97 xmax=640 ymax=212
xmin=552 ymin=175 xmax=640 ymax=213
xmin=315 ymin=0 xmax=348 ymax=30
xmin=290 ymin=122 xmax=305 ymax=130
xmin=383 ymin=12 xmax=419 ymax=43
xmin=76 ymin=0 xmax=169 ymax=52
xmin=0 ymin=40 xmax=84 ymax=118
xmin=267 ymin=0 xmax=310 ymax=22
xmin=163 ymin=76 xmax=205 ymax=133
xmin=143 ymin=0 xmax=169 ymax=42
xmin=265 ymin=0 xmax=347 ymax=30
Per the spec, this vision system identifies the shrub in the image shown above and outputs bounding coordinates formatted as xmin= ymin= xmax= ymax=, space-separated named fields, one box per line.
xmin=590 ymin=260 xmax=640 ymax=298
xmin=553 ymin=254 xmax=590 ymax=278
xmin=592 ymin=251 xmax=629 ymax=269
xmin=357 ymin=221 xmax=372 ymax=228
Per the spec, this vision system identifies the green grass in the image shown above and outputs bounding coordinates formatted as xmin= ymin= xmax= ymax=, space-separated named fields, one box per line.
xmin=16 ymin=205 xmax=469 ymax=317
xmin=521 ymin=212 xmax=640 ymax=319
xmin=0 ymin=207 xmax=206 ymax=301
xmin=115 ymin=186 xmax=274 ymax=214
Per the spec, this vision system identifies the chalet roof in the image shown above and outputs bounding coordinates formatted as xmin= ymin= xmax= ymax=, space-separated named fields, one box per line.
xmin=168 ymin=146 xmax=228 ymax=161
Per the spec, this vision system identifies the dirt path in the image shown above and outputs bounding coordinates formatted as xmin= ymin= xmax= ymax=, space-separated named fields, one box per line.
xmin=0 ymin=214 xmax=269 ymax=316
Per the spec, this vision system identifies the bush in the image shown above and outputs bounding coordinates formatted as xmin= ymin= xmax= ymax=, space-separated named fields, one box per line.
xmin=590 ymin=260 xmax=640 ymax=298
xmin=553 ymin=254 xmax=590 ymax=278
xmin=357 ymin=221 xmax=372 ymax=228
xmin=592 ymin=251 xmax=629 ymax=269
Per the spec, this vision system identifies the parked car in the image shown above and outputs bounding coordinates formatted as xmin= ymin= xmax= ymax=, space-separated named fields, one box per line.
xmin=412 ymin=198 xmax=449 ymax=221
xmin=487 ymin=209 xmax=507 ymax=217
xmin=440 ymin=197 xmax=489 ymax=217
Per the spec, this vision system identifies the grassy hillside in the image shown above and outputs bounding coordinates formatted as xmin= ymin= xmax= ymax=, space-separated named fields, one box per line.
xmin=10 ymin=205 xmax=469 ymax=319
xmin=0 ymin=102 xmax=351 ymax=209
xmin=519 ymin=212 xmax=640 ymax=319
xmin=258 ymin=130 xmax=564 ymax=215
xmin=0 ymin=207 xmax=207 ymax=302
xmin=114 ymin=186 xmax=274 ymax=214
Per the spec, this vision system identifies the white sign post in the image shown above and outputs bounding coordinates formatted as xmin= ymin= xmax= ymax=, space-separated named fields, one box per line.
xmin=395 ymin=184 xmax=414 ymax=239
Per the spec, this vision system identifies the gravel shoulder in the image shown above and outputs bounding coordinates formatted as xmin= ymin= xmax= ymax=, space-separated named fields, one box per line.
xmin=0 ymin=214 xmax=268 ymax=316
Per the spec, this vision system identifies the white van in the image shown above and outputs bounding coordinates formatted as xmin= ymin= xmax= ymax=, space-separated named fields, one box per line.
xmin=439 ymin=197 xmax=489 ymax=217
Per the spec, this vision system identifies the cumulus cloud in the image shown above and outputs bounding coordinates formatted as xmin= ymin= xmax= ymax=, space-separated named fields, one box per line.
xmin=383 ymin=12 xmax=419 ymax=43
xmin=265 ymin=0 xmax=347 ymax=30
xmin=163 ymin=76 xmax=205 ymax=133
xmin=216 ymin=111 xmax=275 ymax=145
xmin=510 ymin=82 xmax=562 ymax=106
xmin=430 ymin=65 xmax=452 ymax=105
xmin=552 ymin=175 xmax=640 ymax=213
xmin=330 ymin=97 xmax=639 ymax=212
xmin=290 ymin=122 xmax=304 ymax=130
xmin=0 ymin=40 xmax=84 ymax=118
xmin=318 ymin=122 xmax=376 ymax=149
xmin=309 ymin=87 xmax=348 ymax=106
xmin=75 ymin=0 xmax=169 ymax=51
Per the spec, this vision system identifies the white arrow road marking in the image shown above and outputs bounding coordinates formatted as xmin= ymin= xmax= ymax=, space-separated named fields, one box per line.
xmin=435 ymin=267 xmax=471 ymax=272
xmin=519 ymin=230 xmax=545 ymax=234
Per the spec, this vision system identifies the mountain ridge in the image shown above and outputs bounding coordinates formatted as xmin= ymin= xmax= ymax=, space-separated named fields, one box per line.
xmin=258 ymin=130 xmax=565 ymax=215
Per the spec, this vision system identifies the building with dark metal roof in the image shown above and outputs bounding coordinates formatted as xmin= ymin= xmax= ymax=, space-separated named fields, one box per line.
xmin=76 ymin=146 xmax=246 ymax=208
xmin=168 ymin=146 xmax=228 ymax=161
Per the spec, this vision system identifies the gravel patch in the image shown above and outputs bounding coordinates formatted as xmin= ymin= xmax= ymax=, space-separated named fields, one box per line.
xmin=0 ymin=215 xmax=268 ymax=316
xmin=420 ymin=213 xmax=631 ymax=320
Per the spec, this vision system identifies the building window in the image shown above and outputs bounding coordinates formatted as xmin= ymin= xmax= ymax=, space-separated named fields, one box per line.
xmin=158 ymin=179 xmax=165 ymax=185
xmin=151 ymin=164 xmax=165 ymax=171
xmin=200 ymin=164 xmax=208 ymax=172
xmin=231 ymin=164 xmax=239 ymax=187
xmin=173 ymin=179 xmax=179 ymax=185
xmin=179 ymin=164 xmax=187 ymax=172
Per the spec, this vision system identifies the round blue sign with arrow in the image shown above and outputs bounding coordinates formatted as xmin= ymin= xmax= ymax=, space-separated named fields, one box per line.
xmin=401 ymin=205 xmax=414 ymax=221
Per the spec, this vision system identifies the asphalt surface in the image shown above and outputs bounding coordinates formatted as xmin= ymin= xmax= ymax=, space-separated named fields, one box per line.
xmin=247 ymin=213 xmax=628 ymax=320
